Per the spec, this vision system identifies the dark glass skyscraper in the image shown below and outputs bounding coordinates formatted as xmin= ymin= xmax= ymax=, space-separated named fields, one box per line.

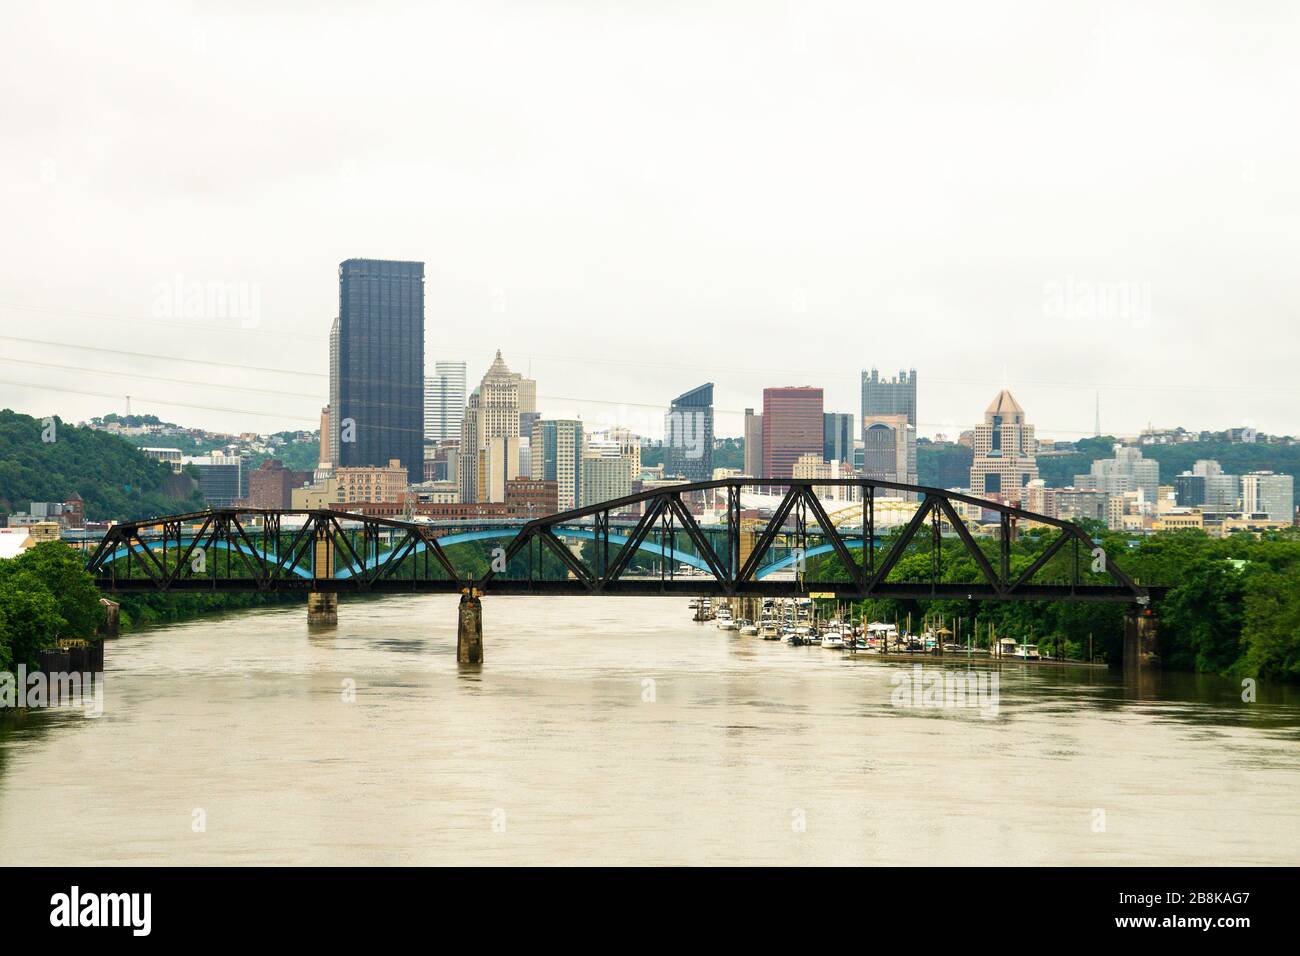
xmin=664 ymin=383 xmax=714 ymax=482
xmin=823 ymin=412 xmax=854 ymax=464
xmin=334 ymin=258 xmax=425 ymax=482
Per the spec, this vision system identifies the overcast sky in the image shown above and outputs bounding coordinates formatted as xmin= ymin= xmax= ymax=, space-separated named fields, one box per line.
xmin=1 ymin=1 xmax=1297 ymax=442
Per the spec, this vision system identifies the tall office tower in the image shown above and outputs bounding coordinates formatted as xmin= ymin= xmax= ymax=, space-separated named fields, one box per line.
xmin=861 ymin=368 xmax=917 ymax=436
xmin=515 ymin=374 xmax=537 ymax=414
xmin=531 ymin=419 xmax=585 ymax=511
xmin=458 ymin=351 xmax=521 ymax=503
xmin=743 ymin=408 xmax=763 ymax=477
xmin=334 ymin=259 xmax=425 ymax=483
xmin=318 ymin=406 xmax=331 ymax=468
xmin=761 ymin=386 xmax=824 ymax=478
xmin=862 ymin=413 xmax=917 ymax=486
xmin=969 ymin=390 xmax=1038 ymax=503
xmin=823 ymin=412 xmax=854 ymax=464
xmin=1242 ymin=472 xmax=1294 ymax=522
xmin=664 ymin=383 xmax=714 ymax=482
xmin=424 ymin=361 xmax=467 ymax=441
xmin=1074 ymin=445 xmax=1160 ymax=507
xmin=327 ymin=317 xmax=340 ymax=465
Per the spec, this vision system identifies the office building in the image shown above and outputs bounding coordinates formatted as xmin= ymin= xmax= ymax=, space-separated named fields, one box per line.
xmin=531 ymin=418 xmax=585 ymax=511
xmin=664 ymin=383 xmax=714 ymax=482
xmin=862 ymin=413 xmax=917 ymax=487
xmin=336 ymin=459 xmax=409 ymax=504
xmin=823 ymin=412 xmax=854 ymax=465
xmin=1242 ymin=472 xmax=1294 ymax=522
xmin=458 ymin=351 xmax=522 ymax=503
xmin=424 ymin=361 xmax=467 ymax=442
xmin=184 ymin=455 xmax=243 ymax=508
xmin=861 ymin=368 xmax=917 ymax=429
xmin=968 ymin=390 xmax=1038 ymax=503
xmin=743 ymin=408 xmax=763 ymax=476
xmin=333 ymin=259 xmax=425 ymax=482
xmin=762 ymin=387 xmax=823 ymax=478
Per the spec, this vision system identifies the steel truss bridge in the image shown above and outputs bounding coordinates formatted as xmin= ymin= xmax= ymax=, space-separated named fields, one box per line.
xmin=85 ymin=479 xmax=1155 ymax=604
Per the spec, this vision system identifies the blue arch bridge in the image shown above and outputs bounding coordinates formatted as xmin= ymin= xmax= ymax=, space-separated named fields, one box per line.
xmin=83 ymin=479 xmax=1162 ymax=666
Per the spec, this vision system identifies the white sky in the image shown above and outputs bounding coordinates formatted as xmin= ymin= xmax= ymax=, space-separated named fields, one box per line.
xmin=1 ymin=1 xmax=1297 ymax=441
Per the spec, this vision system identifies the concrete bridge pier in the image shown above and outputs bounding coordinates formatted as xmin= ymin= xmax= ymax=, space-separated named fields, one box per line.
xmin=308 ymin=591 xmax=338 ymax=626
xmin=98 ymin=598 xmax=120 ymax=638
xmin=458 ymin=591 xmax=483 ymax=664
xmin=1123 ymin=604 xmax=1159 ymax=673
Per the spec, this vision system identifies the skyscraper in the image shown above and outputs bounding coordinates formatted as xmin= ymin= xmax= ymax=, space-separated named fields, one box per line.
xmin=664 ymin=383 xmax=714 ymax=482
xmin=459 ymin=351 xmax=521 ymax=503
xmin=531 ymin=418 xmax=585 ymax=511
xmin=743 ymin=408 xmax=763 ymax=477
xmin=327 ymin=316 xmax=340 ymax=466
xmin=861 ymin=368 xmax=917 ymax=433
xmin=969 ymin=390 xmax=1038 ymax=502
xmin=424 ymin=361 xmax=467 ymax=442
xmin=862 ymin=414 xmax=917 ymax=487
xmin=762 ymin=387 xmax=824 ymax=478
xmin=334 ymin=259 xmax=425 ymax=483
xmin=823 ymin=412 xmax=854 ymax=464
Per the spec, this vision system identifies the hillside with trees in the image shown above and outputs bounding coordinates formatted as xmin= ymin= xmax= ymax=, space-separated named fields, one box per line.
xmin=0 ymin=409 xmax=205 ymax=521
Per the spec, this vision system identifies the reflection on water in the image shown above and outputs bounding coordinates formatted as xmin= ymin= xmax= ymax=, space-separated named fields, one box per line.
xmin=2 ymin=595 xmax=1298 ymax=865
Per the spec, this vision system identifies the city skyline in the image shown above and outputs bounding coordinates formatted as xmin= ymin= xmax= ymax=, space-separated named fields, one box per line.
xmin=2 ymin=5 xmax=1298 ymax=440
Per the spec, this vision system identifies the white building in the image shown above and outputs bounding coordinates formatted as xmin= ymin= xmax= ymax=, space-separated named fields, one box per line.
xmin=1241 ymin=472 xmax=1294 ymax=523
xmin=424 ymin=361 xmax=467 ymax=442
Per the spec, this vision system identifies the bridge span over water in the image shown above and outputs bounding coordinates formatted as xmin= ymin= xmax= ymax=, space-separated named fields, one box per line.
xmin=85 ymin=479 xmax=1160 ymax=664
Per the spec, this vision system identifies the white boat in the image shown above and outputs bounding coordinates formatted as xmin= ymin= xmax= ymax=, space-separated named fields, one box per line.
xmin=822 ymin=630 xmax=845 ymax=649
xmin=717 ymin=618 xmax=739 ymax=631
xmin=740 ymin=621 xmax=759 ymax=636
xmin=998 ymin=638 xmax=1040 ymax=660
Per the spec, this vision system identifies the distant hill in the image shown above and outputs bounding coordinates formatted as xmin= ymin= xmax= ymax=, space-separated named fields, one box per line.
xmin=0 ymin=409 xmax=205 ymax=521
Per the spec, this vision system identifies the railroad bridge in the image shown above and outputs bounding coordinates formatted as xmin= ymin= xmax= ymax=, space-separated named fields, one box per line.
xmin=85 ymin=479 xmax=1161 ymax=668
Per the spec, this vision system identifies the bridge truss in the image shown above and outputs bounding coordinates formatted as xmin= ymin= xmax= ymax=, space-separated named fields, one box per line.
xmin=84 ymin=480 xmax=1154 ymax=604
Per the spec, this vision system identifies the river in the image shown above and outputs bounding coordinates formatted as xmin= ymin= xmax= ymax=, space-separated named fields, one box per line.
xmin=2 ymin=595 xmax=1298 ymax=865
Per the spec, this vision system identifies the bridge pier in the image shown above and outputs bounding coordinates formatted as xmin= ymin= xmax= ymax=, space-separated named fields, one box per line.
xmin=458 ymin=591 xmax=483 ymax=664
xmin=1122 ymin=604 xmax=1159 ymax=673
xmin=98 ymin=598 xmax=120 ymax=638
xmin=308 ymin=591 xmax=338 ymax=626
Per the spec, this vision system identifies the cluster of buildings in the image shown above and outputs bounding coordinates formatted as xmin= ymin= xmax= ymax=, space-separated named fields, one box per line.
xmin=270 ymin=256 xmax=1299 ymax=537
xmin=42 ymin=256 xmax=1289 ymax=541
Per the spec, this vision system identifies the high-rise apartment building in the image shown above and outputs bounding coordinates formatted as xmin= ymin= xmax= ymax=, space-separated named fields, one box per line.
xmin=823 ymin=412 xmax=854 ymax=465
xmin=762 ymin=387 xmax=824 ymax=479
xmin=861 ymin=368 xmax=917 ymax=434
xmin=743 ymin=408 xmax=763 ymax=477
xmin=333 ymin=259 xmax=425 ymax=482
xmin=969 ymin=390 xmax=1038 ymax=502
xmin=424 ymin=361 xmax=467 ymax=442
xmin=531 ymin=419 xmax=585 ymax=511
xmin=664 ymin=383 xmax=714 ymax=482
